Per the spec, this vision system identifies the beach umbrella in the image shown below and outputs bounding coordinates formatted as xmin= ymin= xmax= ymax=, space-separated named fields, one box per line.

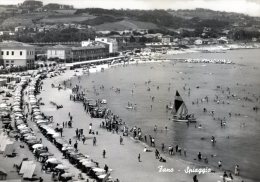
xmin=31 ymin=105 xmax=39 ymax=109
xmin=17 ymin=124 xmax=27 ymax=130
xmin=26 ymin=139 xmax=39 ymax=145
xmin=98 ymin=174 xmax=111 ymax=180
xmin=92 ymin=168 xmax=105 ymax=173
xmin=13 ymin=108 xmax=22 ymax=112
xmin=22 ymin=133 xmax=34 ymax=137
xmin=13 ymin=106 xmax=21 ymax=109
xmin=0 ymin=103 xmax=8 ymax=109
xmin=2 ymin=120 xmax=11 ymax=124
xmin=13 ymin=101 xmax=20 ymax=105
xmin=33 ymin=111 xmax=42 ymax=116
xmin=14 ymin=113 xmax=23 ymax=117
xmin=55 ymin=164 xmax=69 ymax=170
xmin=40 ymin=152 xmax=53 ymax=157
xmin=25 ymin=135 xmax=37 ymax=141
xmin=15 ymin=119 xmax=23 ymax=125
xmin=33 ymin=108 xmax=41 ymax=112
xmin=32 ymin=144 xmax=44 ymax=149
xmin=52 ymin=133 xmax=60 ymax=138
xmin=46 ymin=129 xmax=56 ymax=135
xmin=79 ymin=159 xmax=91 ymax=164
xmin=62 ymin=146 xmax=74 ymax=151
xmin=20 ymin=128 xmax=31 ymax=133
xmin=34 ymin=115 xmax=43 ymax=119
xmin=36 ymin=120 xmax=48 ymax=124
xmin=61 ymin=172 xmax=74 ymax=178
xmin=46 ymin=158 xmax=61 ymax=164
xmin=83 ymin=161 xmax=96 ymax=168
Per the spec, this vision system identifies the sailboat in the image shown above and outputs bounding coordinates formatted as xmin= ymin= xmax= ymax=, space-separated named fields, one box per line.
xmin=172 ymin=90 xmax=196 ymax=123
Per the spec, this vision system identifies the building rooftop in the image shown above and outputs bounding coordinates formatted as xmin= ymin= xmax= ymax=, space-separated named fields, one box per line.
xmin=72 ymin=45 xmax=105 ymax=51
xmin=0 ymin=41 xmax=34 ymax=49
xmin=48 ymin=44 xmax=71 ymax=50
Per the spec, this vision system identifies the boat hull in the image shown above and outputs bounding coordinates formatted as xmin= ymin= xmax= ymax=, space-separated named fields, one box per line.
xmin=173 ymin=118 xmax=189 ymax=122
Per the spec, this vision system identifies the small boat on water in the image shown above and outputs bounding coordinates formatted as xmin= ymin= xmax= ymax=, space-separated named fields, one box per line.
xmin=172 ymin=91 xmax=196 ymax=123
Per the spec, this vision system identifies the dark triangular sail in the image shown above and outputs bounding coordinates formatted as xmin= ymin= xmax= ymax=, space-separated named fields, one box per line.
xmin=174 ymin=91 xmax=183 ymax=112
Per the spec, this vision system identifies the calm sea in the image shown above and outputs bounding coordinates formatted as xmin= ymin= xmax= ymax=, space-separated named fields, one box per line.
xmin=70 ymin=48 xmax=260 ymax=181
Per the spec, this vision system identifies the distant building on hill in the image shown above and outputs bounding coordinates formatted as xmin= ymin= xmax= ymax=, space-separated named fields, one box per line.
xmin=194 ymin=39 xmax=203 ymax=45
xmin=161 ymin=35 xmax=172 ymax=43
xmin=217 ymin=37 xmax=229 ymax=44
xmin=0 ymin=41 xmax=35 ymax=69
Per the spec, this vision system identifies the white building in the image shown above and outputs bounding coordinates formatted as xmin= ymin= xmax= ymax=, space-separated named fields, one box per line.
xmin=81 ymin=39 xmax=93 ymax=47
xmin=161 ymin=35 xmax=172 ymax=43
xmin=194 ymin=39 xmax=203 ymax=45
xmin=47 ymin=45 xmax=72 ymax=62
xmin=0 ymin=41 xmax=35 ymax=69
xmin=94 ymin=37 xmax=118 ymax=53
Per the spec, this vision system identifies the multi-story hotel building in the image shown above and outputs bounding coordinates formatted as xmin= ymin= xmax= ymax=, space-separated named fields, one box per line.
xmin=0 ymin=41 xmax=35 ymax=69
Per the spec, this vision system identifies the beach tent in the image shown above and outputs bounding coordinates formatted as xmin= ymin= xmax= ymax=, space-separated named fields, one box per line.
xmin=55 ymin=164 xmax=69 ymax=170
xmin=39 ymin=152 xmax=53 ymax=157
xmin=61 ymin=172 xmax=74 ymax=178
xmin=83 ymin=161 xmax=96 ymax=168
xmin=0 ymin=136 xmax=13 ymax=153
xmin=4 ymin=143 xmax=14 ymax=156
xmin=0 ymin=167 xmax=7 ymax=180
xmin=36 ymin=120 xmax=48 ymax=125
xmin=0 ymin=103 xmax=8 ymax=109
xmin=92 ymin=168 xmax=105 ymax=174
xmin=24 ymin=135 xmax=37 ymax=141
xmin=17 ymin=124 xmax=27 ymax=130
xmin=32 ymin=144 xmax=43 ymax=149
xmin=34 ymin=115 xmax=43 ymax=119
xmin=46 ymin=158 xmax=61 ymax=164
xmin=98 ymin=173 xmax=111 ymax=182
xmin=79 ymin=158 xmax=91 ymax=164
xmin=23 ymin=163 xmax=36 ymax=179
xmin=14 ymin=113 xmax=23 ymax=117
xmin=19 ymin=161 xmax=34 ymax=174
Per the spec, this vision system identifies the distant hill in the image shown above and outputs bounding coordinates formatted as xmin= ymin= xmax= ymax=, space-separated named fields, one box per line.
xmin=0 ymin=5 xmax=259 ymax=34
xmin=39 ymin=14 xmax=96 ymax=24
xmin=94 ymin=20 xmax=158 ymax=31
xmin=168 ymin=8 xmax=253 ymax=22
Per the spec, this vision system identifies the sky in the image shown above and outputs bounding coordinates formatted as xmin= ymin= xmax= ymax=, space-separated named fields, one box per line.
xmin=1 ymin=0 xmax=260 ymax=16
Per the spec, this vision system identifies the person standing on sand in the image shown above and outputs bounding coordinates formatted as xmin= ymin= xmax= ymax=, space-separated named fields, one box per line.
xmin=193 ymin=175 xmax=198 ymax=182
xmin=218 ymin=160 xmax=222 ymax=168
xmin=120 ymin=136 xmax=123 ymax=145
xmin=82 ymin=135 xmax=86 ymax=144
xmin=103 ymin=150 xmax=106 ymax=158
xmin=138 ymin=153 xmax=141 ymax=162
xmin=235 ymin=165 xmax=240 ymax=176
xmin=161 ymin=143 xmax=165 ymax=152
xmin=74 ymin=141 xmax=78 ymax=151
xmin=104 ymin=164 xmax=109 ymax=173
xmin=93 ymin=137 xmax=96 ymax=146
